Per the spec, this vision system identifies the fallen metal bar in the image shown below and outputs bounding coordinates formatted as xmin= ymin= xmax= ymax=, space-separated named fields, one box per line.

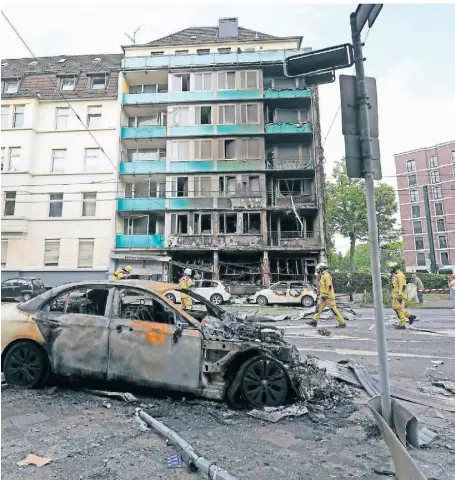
xmin=136 ymin=409 xmax=238 ymax=480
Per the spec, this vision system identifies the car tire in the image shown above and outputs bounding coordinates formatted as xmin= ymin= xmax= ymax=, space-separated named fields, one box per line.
xmin=3 ymin=341 xmax=48 ymax=389
xmin=210 ymin=293 xmax=223 ymax=305
xmin=256 ymin=295 xmax=268 ymax=306
xmin=165 ymin=293 xmax=177 ymax=304
xmin=22 ymin=293 xmax=32 ymax=302
xmin=240 ymin=355 xmax=289 ymax=408
xmin=301 ymin=295 xmax=315 ymax=307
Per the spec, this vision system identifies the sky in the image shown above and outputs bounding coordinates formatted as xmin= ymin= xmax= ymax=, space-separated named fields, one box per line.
xmin=2 ymin=1 xmax=455 ymax=253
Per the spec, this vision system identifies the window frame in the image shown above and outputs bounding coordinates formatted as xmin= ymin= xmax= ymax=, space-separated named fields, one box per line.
xmin=438 ymin=235 xmax=448 ymax=249
xmin=240 ymin=103 xmax=260 ymax=124
xmin=193 ymin=139 xmax=212 ymax=160
xmin=4 ymin=191 xmax=16 ymax=216
xmin=412 ymin=220 xmax=422 ymax=234
xmin=440 ymin=251 xmax=450 ymax=266
xmin=44 ymin=239 xmax=60 ymax=266
xmin=3 ymin=79 xmax=19 ymax=94
xmin=51 ymin=149 xmax=66 ymax=174
xmin=435 ymin=201 xmax=444 ymax=216
xmin=407 ymin=173 xmax=417 ymax=187
xmin=414 ymin=236 xmax=424 ymax=250
xmin=90 ymin=74 xmax=107 ymax=90
xmin=193 ymin=72 xmax=212 ymax=92
xmin=59 ymin=76 xmax=76 ymax=91
xmin=78 ymin=239 xmax=95 ymax=268
xmin=1 ymin=105 xmax=9 ymax=129
xmin=49 ymin=193 xmax=64 ymax=218
xmin=411 ymin=204 xmax=421 ymax=219
xmin=416 ymin=252 xmax=426 ymax=267
xmin=1 ymin=240 xmax=8 ymax=267
xmin=240 ymin=70 xmax=259 ymax=89
xmin=409 ymin=189 xmax=419 ymax=203
xmin=55 ymin=107 xmax=70 ymax=130
xmin=84 ymin=148 xmax=100 ymax=172
xmin=430 ymin=169 xmax=441 ymax=184
xmin=87 ymin=105 xmax=102 ymax=128
xmin=82 ymin=192 xmax=97 ymax=217
xmin=436 ymin=218 xmax=446 ymax=232
xmin=428 ymin=155 xmax=438 ymax=169
xmin=218 ymin=104 xmax=236 ymax=125
xmin=432 ymin=185 xmax=442 ymax=200
xmin=217 ymin=71 xmax=236 ymax=90
xmin=8 ymin=147 xmax=21 ymax=171
xmin=406 ymin=159 xmax=416 ymax=172
xmin=12 ymin=105 xmax=25 ymax=128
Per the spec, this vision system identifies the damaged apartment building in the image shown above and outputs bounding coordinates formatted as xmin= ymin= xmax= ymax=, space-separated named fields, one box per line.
xmin=113 ymin=18 xmax=326 ymax=287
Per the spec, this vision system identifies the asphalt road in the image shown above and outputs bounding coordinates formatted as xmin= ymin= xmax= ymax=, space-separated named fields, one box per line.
xmin=2 ymin=306 xmax=455 ymax=480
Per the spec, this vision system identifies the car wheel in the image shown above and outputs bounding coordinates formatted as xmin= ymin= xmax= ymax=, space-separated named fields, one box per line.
xmin=22 ymin=293 xmax=32 ymax=302
xmin=3 ymin=341 xmax=47 ymax=389
xmin=241 ymin=355 xmax=288 ymax=408
xmin=256 ymin=295 xmax=268 ymax=306
xmin=301 ymin=295 xmax=315 ymax=307
xmin=210 ymin=293 xmax=223 ymax=305
xmin=165 ymin=293 xmax=176 ymax=304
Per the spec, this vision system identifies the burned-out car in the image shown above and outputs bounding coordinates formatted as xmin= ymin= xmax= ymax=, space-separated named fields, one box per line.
xmin=1 ymin=280 xmax=302 ymax=408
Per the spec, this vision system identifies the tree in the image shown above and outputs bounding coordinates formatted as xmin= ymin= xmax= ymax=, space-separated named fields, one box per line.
xmin=325 ymin=161 xmax=400 ymax=272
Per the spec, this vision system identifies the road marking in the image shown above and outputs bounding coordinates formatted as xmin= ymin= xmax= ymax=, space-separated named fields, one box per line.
xmin=297 ymin=347 xmax=455 ymax=360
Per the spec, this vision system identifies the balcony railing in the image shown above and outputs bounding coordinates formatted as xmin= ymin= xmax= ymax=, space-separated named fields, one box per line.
xmin=268 ymin=231 xmax=320 ymax=248
xmin=267 ymin=193 xmax=316 ymax=208
xmin=265 ymin=157 xmax=314 ymax=171
xmin=167 ymin=234 xmax=264 ymax=249
xmin=264 ymin=88 xmax=312 ymax=100
xmin=116 ymin=234 xmax=165 ymax=249
xmin=265 ymin=122 xmax=312 ymax=134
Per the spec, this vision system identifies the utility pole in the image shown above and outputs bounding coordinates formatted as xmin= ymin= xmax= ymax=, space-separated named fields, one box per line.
xmin=350 ymin=12 xmax=392 ymax=426
xmin=423 ymin=185 xmax=437 ymax=273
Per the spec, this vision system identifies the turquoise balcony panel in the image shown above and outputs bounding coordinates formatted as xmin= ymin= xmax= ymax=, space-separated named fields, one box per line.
xmin=168 ymin=125 xmax=214 ymax=137
xmin=120 ymin=161 xmax=166 ymax=175
xmin=217 ymin=89 xmax=261 ymax=100
xmin=169 ymin=161 xmax=214 ymax=173
xmin=216 ymin=124 xmax=263 ymax=135
xmin=217 ymin=159 xmax=264 ymax=172
xmin=169 ymin=198 xmax=213 ymax=209
xmin=121 ymin=126 xmax=166 ymax=139
xmin=265 ymin=123 xmax=312 ymax=134
xmin=264 ymin=88 xmax=312 ymax=99
xmin=122 ymin=49 xmax=312 ymax=70
xmin=117 ymin=197 xmax=165 ymax=211
xmin=116 ymin=234 xmax=164 ymax=249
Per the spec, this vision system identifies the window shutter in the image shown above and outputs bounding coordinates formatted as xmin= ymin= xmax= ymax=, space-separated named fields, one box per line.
xmin=78 ymin=239 xmax=94 ymax=268
xmin=44 ymin=240 xmax=60 ymax=266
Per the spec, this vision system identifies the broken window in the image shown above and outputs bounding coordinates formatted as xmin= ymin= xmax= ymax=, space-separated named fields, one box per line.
xmin=218 ymin=104 xmax=236 ymax=124
xmin=194 ymin=176 xmax=211 ymax=197
xmin=149 ymin=181 xmax=166 ymax=198
xmin=273 ymin=77 xmax=297 ymax=89
xmin=172 ymin=141 xmax=190 ymax=160
xmin=275 ymin=109 xmax=299 ymax=123
xmin=243 ymin=213 xmax=261 ymax=234
xmin=194 ymin=73 xmax=212 ymax=91
xmin=248 ymin=176 xmax=260 ymax=194
xmin=194 ymin=140 xmax=212 ymax=160
xmin=240 ymin=104 xmax=259 ymax=124
xmin=278 ymin=179 xmax=304 ymax=196
xmin=171 ymin=214 xmax=188 ymax=234
xmin=219 ymin=176 xmax=236 ymax=195
xmin=194 ymin=213 xmax=212 ymax=234
xmin=195 ymin=106 xmax=212 ymax=125
xmin=219 ymin=139 xmax=236 ymax=160
xmin=49 ymin=287 xmax=110 ymax=316
xmin=137 ymin=114 xmax=162 ymax=126
xmin=172 ymin=74 xmax=190 ymax=92
xmin=175 ymin=177 xmax=188 ymax=197
xmin=218 ymin=71 xmax=235 ymax=89
xmin=219 ymin=213 xmax=237 ymax=234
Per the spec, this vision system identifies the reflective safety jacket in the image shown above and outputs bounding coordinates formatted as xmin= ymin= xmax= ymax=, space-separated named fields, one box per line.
xmin=319 ymin=271 xmax=335 ymax=300
xmin=179 ymin=276 xmax=194 ymax=297
xmin=392 ymin=270 xmax=407 ymax=299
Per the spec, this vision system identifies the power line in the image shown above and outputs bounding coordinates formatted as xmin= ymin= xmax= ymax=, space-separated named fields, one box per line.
xmin=1 ymin=10 xmax=119 ymax=174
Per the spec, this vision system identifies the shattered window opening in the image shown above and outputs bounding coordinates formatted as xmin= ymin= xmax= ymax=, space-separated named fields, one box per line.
xmin=176 ymin=177 xmax=188 ymax=197
xmin=221 ymin=139 xmax=236 ymax=160
xmin=47 ymin=287 xmax=110 ymax=316
xmin=243 ymin=213 xmax=261 ymax=234
xmin=195 ymin=106 xmax=212 ymax=125
xmin=219 ymin=213 xmax=237 ymax=234
xmin=194 ymin=213 xmax=212 ymax=234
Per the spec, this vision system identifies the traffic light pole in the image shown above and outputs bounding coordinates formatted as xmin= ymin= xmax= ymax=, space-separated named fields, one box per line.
xmin=423 ymin=185 xmax=438 ymax=273
xmin=350 ymin=13 xmax=392 ymax=426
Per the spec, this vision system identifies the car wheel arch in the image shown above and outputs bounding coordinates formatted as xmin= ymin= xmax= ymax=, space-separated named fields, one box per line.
xmin=1 ymin=338 xmax=51 ymax=375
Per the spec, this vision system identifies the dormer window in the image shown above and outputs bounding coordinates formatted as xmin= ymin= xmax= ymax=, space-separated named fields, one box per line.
xmin=57 ymin=58 xmax=67 ymax=63
xmin=60 ymin=76 xmax=76 ymax=91
xmin=90 ymin=74 xmax=107 ymax=89
xmin=3 ymin=79 xmax=19 ymax=94
xmin=197 ymin=49 xmax=210 ymax=55
xmin=29 ymin=61 xmax=38 ymax=66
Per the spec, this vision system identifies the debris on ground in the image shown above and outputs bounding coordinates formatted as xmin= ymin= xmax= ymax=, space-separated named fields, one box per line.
xmin=417 ymin=383 xmax=454 ymax=397
xmin=317 ymin=327 xmax=331 ymax=337
xmin=432 ymin=380 xmax=455 ymax=395
xmin=84 ymin=389 xmax=139 ymax=404
xmin=247 ymin=404 xmax=308 ymax=423
xmin=102 ymin=401 xmax=111 ymax=409
xmin=431 ymin=360 xmax=444 ymax=366
xmin=373 ymin=464 xmax=396 ymax=477
xmin=168 ymin=453 xmax=183 ymax=469
xmin=17 ymin=454 xmax=52 ymax=467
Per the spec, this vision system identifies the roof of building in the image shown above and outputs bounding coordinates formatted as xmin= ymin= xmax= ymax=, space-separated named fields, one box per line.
xmin=394 ymin=140 xmax=455 ymax=157
xmin=1 ymin=54 xmax=122 ymax=101
xmin=127 ymin=26 xmax=301 ymax=48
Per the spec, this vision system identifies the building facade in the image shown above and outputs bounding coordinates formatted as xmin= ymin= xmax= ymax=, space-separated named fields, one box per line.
xmin=1 ymin=54 xmax=122 ymax=286
xmin=395 ymin=140 xmax=455 ymax=273
xmin=112 ymin=18 xmax=326 ymax=287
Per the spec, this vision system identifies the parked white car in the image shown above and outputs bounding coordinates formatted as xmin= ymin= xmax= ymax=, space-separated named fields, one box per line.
xmin=249 ymin=281 xmax=317 ymax=307
xmin=165 ymin=280 xmax=231 ymax=306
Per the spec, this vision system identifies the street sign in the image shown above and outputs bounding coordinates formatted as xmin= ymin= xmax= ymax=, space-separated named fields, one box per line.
xmin=354 ymin=4 xmax=383 ymax=33
xmin=304 ymin=70 xmax=336 ymax=87
xmin=284 ymin=44 xmax=354 ymax=78
xmin=340 ymin=74 xmax=378 ymax=137
xmin=340 ymin=74 xmax=382 ymax=180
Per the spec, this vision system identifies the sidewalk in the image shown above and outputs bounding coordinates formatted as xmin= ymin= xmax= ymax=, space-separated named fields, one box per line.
xmin=413 ymin=300 xmax=454 ymax=309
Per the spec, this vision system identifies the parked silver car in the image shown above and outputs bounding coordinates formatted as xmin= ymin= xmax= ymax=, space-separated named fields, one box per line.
xmin=249 ymin=281 xmax=317 ymax=307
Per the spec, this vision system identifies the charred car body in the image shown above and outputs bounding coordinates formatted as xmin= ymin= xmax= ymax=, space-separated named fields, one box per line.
xmin=1 ymin=280 xmax=303 ymax=408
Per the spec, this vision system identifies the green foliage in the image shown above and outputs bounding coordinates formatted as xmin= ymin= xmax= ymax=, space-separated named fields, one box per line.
xmin=405 ymin=272 xmax=448 ymax=289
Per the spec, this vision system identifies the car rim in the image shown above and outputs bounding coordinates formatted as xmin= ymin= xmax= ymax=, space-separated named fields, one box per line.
xmin=303 ymin=296 xmax=313 ymax=307
xmin=242 ymin=358 xmax=287 ymax=407
xmin=5 ymin=345 xmax=42 ymax=386
xmin=257 ymin=296 xmax=266 ymax=305
xmin=212 ymin=295 xmax=222 ymax=305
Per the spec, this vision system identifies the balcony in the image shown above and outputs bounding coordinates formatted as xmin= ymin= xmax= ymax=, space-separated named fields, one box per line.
xmin=167 ymin=234 xmax=264 ymax=250
xmin=268 ymin=231 xmax=320 ymax=249
xmin=217 ymin=159 xmax=264 ymax=172
xmin=122 ymin=49 xmax=312 ymax=71
xmin=268 ymin=194 xmax=316 ymax=209
xmin=169 ymin=197 xmax=213 ymax=209
xmin=121 ymin=126 xmax=166 ymax=139
xmin=169 ymin=161 xmax=214 ymax=173
xmin=264 ymin=88 xmax=311 ymax=100
xmin=116 ymin=234 xmax=165 ymax=249
xmin=265 ymin=122 xmax=312 ymax=135
xmin=167 ymin=124 xmax=264 ymax=137
xmin=120 ymin=160 xmax=166 ymax=175
xmin=123 ymin=89 xmax=262 ymax=105
xmin=265 ymin=157 xmax=314 ymax=171
xmin=117 ymin=197 xmax=165 ymax=211
xmin=218 ymin=195 xmax=264 ymax=209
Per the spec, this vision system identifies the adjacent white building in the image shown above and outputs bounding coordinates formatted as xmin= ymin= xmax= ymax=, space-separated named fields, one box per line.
xmin=1 ymin=54 xmax=122 ymax=285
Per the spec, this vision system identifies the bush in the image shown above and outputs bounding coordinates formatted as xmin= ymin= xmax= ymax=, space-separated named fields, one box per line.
xmin=332 ymin=271 xmax=448 ymax=293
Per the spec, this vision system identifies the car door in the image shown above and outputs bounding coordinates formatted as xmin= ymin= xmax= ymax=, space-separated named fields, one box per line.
xmin=1 ymin=279 xmax=15 ymax=299
xmin=195 ymin=280 xmax=211 ymax=300
xmin=288 ymin=282 xmax=305 ymax=304
xmin=33 ymin=279 xmax=46 ymax=296
xmin=269 ymin=282 xmax=289 ymax=304
xmin=33 ymin=285 xmax=114 ymax=380
xmin=107 ymin=287 xmax=203 ymax=392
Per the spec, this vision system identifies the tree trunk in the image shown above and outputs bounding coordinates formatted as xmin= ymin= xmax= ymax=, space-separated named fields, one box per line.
xmin=349 ymin=234 xmax=356 ymax=273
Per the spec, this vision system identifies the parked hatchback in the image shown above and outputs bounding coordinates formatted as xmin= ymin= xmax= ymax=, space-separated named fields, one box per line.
xmin=165 ymin=280 xmax=231 ymax=305
xmin=249 ymin=281 xmax=317 ymax=307
xmin=1 ymin=277 xmax=47 ymax=302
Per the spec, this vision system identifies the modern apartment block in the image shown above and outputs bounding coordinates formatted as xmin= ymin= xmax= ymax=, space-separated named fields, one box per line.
xmin=1 ymin=54 xmax=122 ymax=285
xmin=113 ymin=18 xmax=326 ymax=286
xmin=395 ymin=140 xmax=455 ymax=273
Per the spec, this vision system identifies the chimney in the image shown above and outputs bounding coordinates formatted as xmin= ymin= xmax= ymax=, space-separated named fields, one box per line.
xmin=218 ymin=18 xmax=238 ymax=38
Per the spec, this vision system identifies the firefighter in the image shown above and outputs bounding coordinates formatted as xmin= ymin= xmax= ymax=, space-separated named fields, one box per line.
xmin=114 ymin=265 xmax=133 ymax=280
xmin=179 ymin=268 xmax=195 ymax=310
xmin=390 ymin=264 xmax=417 ymax=329
xmin=307 ymin=263 xmax=346 ymax=328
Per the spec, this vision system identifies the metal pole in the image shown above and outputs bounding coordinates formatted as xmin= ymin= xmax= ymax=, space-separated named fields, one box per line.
xmin=423 ymin=185 xmax=437 ymax=273
xmin=350 ymin=13 xmax=392 ymax=426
